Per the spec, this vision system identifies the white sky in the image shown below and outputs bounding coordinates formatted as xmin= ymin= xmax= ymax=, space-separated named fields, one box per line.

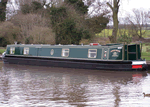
xmin=119 ymin=0 xmax=150 ymax=16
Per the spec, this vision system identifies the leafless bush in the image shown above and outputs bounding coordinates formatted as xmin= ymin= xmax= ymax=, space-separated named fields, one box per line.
xmin=0 ymin=21 xmax=21 ymax=44
xmin=10 ymin=13 xmax=54 ymax=44
xmin=29 ymin=26 xmax=55 ymax=44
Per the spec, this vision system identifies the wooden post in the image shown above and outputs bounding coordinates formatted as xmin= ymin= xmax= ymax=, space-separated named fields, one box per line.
xmin=122 ymin=44 xmax=124 ymax=60
xmin=127 ymin=44 xmax=128 ymax=60
xmin=136 ymin=44 xmax=138 ymax=60
xmin=140 ymin=42 xmax=142 ymax=59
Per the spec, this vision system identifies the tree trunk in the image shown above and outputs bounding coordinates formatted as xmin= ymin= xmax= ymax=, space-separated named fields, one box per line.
xmin=112 ymin=10 xmax=119 ymax=43
xmin=107 ymin=0 xmax=119 ymax=43
xmin=0 ymin=0 xmax=8 ymax=21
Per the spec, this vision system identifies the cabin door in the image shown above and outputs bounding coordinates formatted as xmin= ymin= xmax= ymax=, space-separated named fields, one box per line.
xmin=35 ymin=47 xmax=42 ymax=56
xmin=102 ymin=48 xmax=108 ymax=60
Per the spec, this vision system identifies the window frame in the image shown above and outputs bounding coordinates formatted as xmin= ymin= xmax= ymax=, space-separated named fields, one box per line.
xmin=88 ymin=49 xmax=97 ymax=58
xmin=23 ymin=47 xmax=29 ymax=55
xmin=62 ymin=49 xmax=69 ymax=57
xmin=10 ymin=47 xmax=15 ymax=54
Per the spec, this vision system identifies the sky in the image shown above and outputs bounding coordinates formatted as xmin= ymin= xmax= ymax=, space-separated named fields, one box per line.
xmin=119 ymin=0 xmax=150 ymax=16
xmin=88 ymin=0 xmax=149 ymax=18
xmin=97 ymin=0 xmax=150 ymax=24
xmin=7 ymin=0 xmax=150 ymax=14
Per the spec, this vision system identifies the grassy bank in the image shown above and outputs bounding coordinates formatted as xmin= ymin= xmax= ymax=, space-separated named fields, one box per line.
xmin=96 ymin=29 xmax=150 ymax=38
xmin=0 ymin=47 xmax=6 ymax=54
xmin=141 ymin=43 xmax=150 ymax=61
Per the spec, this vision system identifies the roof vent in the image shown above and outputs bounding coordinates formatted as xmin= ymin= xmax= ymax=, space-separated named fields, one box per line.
xmin=14 ymin=41 xmax=17 ymax=45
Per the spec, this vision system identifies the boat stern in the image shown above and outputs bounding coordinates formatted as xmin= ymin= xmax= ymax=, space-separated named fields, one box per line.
xmin=132 ymin=60 xmax=148 ymax=71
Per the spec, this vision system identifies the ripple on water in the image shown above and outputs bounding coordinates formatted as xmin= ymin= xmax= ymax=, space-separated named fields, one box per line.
xmin=0 ymin=64 xmax=150 ymax=106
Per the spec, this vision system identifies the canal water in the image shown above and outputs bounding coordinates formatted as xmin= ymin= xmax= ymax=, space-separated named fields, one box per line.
xmin=0 ymin=61 xmax=150 ymax=107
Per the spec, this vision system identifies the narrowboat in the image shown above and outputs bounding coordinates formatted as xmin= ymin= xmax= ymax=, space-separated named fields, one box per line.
xmin=2 ymin=43 xmax=148 ymax=71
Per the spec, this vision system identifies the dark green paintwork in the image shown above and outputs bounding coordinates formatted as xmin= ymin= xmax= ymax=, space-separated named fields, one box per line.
xmin=69 ymin=48 xmax=88 ymax=58
xmin=6 ymin=47 xmax=10 ymax=55
xmin=5 ymin=44 xmax=141 ymax=61
xmin=109 ymin=48 xmax=122 ymax=60
xmin=15 ymin=47 xmax=23 ymax=55
xmin=103 ymin=48 xmax=108 ymax=60
xmin=124 ymin=44 xmax=141 ymax=60
xmin=97 ymin=49 xmax=102 ymax=59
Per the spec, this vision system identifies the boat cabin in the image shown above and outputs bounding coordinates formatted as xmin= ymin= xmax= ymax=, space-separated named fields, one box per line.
xmin=5 ymin=43 xmax=141 ymax=61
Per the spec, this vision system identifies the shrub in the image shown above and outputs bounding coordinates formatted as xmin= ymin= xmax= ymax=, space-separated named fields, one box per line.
xmin=21 ymin=4 xmax=31 ymax=14
xmin=117 ymin=35 xmax=132 ymax=44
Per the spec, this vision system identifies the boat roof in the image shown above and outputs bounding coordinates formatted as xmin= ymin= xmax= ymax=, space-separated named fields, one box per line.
xmin=7 ymin=43 xmax=125 ymax=48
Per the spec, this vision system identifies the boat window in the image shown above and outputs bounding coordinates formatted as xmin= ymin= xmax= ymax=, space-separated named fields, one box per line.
xmin=88 ymin=49 xmax=97 ymax=58
xmin=24 ymin=47 xmax=29 ymax=55
xmin=62 ymin=49 xmax=69 ymax=57
xmin=50 ymin=49 xmax=54 ymax=55
xmin=10 ymin=47 xmax=15 ymax=54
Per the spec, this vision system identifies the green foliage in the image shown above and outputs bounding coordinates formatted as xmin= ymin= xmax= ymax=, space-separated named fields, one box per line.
xmin=25 ymin=37 xmax=33 ymax=44
xmin=0 ymin=37 xmax=9 ymax=47
xmin=65 ymin=0 xmax=78 ymax=4
xmin=0 ymin=0 xmax=8 ymax=21
xmin=50 ymin=6 xmax=67 ymax=26
xmin=86 ymin=16 xmax=109 ymax=34
xmin=76 ymin=1 xmax=88 ymax=14
xmin=65 ymin=0 xmax=88 ymax=14
xmin=49 ymin=6 xmax=91 ymax=44
xmin=31 ymin=1 xmax=43 ymax=12
xmin=117 ymin=35 xmax=132 ymax=44
xmin=21 ymin=1 xmax=43 ymax=14
xmin=0 ymin=9 xmax=6 ymax=21
xmin=21 ymin=4 xmax=31 ymax=14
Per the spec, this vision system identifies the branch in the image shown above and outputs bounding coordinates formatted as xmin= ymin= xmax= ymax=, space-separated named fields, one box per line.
xmin=106 ymin=2 xmax=113 ymax=11
xmin=117 ymin=0 xmax=120 ymax=5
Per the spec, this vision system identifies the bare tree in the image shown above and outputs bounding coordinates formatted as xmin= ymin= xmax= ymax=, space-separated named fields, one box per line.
xmin=13 ymin=0 xmax=63 ymax=9
xmin=10 ymin=13 xmax=55 ymax=44
xmin=126 ymin=9 xmax=149 ymax=38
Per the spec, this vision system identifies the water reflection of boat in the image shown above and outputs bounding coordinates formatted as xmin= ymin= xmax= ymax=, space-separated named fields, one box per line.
xmin=2 ymin=64 xmax=147 ymax=84
xmin=1 ymin=64 xmax=148 ymax=107
xmin=2 ymin=43 xmax=148 ymax=71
